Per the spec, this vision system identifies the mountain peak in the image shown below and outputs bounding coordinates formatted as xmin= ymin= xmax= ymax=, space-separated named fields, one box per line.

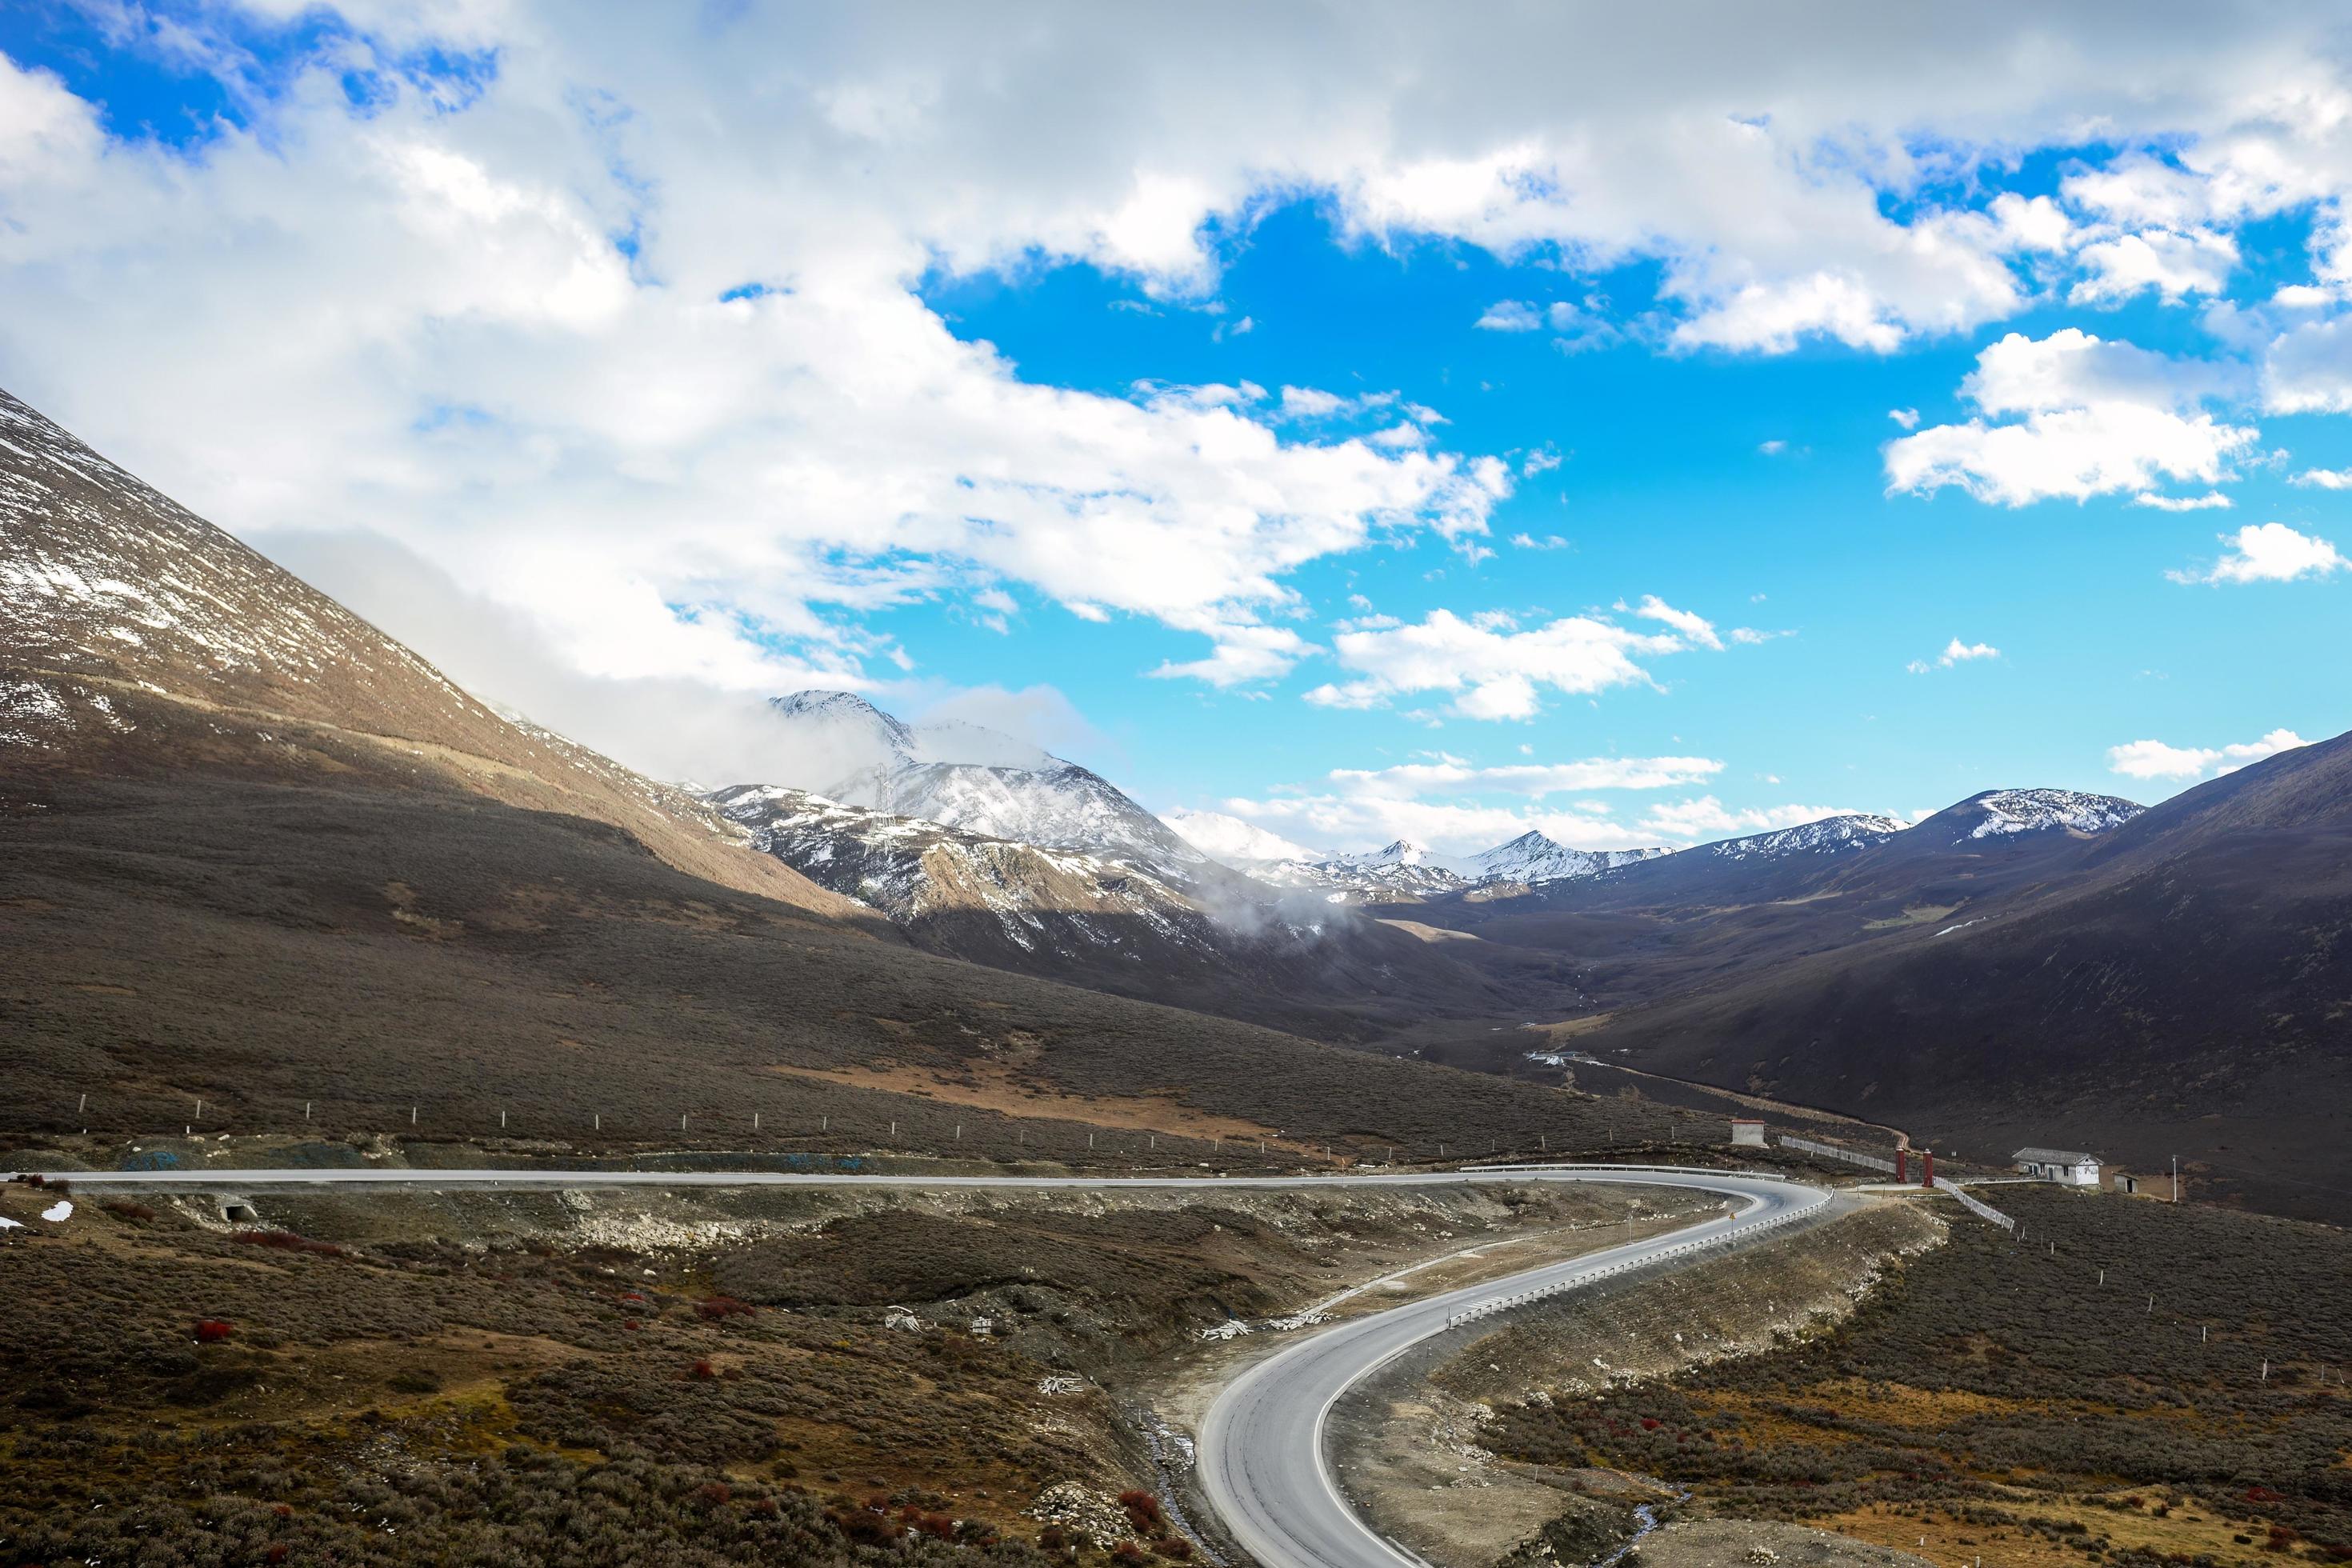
xmin=1703 ymin=813 xmax=1908 ymax=861
xmin=1960 ymin=788 xmax=2143 ymax=840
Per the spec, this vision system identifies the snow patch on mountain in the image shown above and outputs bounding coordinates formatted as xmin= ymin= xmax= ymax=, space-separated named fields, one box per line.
xmin=1959 ymin=789 xmax=2144 ymax=840
xmin=1702 ymin=814 xmax=1908 ymax=860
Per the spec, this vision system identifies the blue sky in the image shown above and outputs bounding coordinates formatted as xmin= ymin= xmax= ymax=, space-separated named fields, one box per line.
xmin=2 ymin=2 xmax=2348 ymax=855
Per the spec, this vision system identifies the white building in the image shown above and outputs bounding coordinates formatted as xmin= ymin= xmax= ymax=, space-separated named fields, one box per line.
xmin=2012 ymin=1146 xmax=2102 ymax=1186
xmin=1729 ymin=1118 xmax=1766 ymax=1147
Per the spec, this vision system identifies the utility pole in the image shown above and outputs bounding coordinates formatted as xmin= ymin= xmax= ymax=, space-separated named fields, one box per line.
xmin=2172 ymin=1154 xmax=2180 ymax=1202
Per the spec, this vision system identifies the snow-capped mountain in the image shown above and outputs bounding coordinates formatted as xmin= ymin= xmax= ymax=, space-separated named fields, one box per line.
xmin=1237 ymin=831 xmax=1665 ymax=903
xmin=1951 ymin=789 xmax=2145 ymax=841
xmin=710 ymin=783 xmax=1216 ymax=955
xmin=1465 ymin=830 xmax=1668 ymax=883
xmin=762 ymin=690 xmax=1203 ymax=871
xmin=1702 ymin=814 xmax=1909 ymax=860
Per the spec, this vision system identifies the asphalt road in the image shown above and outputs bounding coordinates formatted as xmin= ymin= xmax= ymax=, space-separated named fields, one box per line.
xmin=1194 ymin=1168 xmax=1826 ymax=1568
xmin=21 ymin=1162 xmax=1829 ymax=1568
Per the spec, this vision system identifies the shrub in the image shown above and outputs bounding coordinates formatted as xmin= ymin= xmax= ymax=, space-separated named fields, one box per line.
xmin=193 ymin=1319 xmax=233 ymax=1343
xmin=233 ymin=1230 xmax=344 ymax=1258
xmin=102 ymin=1200 xmax=156 ymax=1222
xmin=697 ymin=1482 xmax=731 ymax=1506
xmin=690 ymin=1359 xmax=715 ymax=1379
xmin=1120 ymin=1490 xmax=1165 ymax=1531
xmin=1153 ymin=1537 xmax=1194 ymax=1559
xmin=697 ymin=1294 xmax=755 ymax=1321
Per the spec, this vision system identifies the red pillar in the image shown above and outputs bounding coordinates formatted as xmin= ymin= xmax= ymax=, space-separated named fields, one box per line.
xmin=1922 ymin=1149 xmax=1935 ymax=1186
xmin=1894 ymin=1149 xmax=1907 ymax=1183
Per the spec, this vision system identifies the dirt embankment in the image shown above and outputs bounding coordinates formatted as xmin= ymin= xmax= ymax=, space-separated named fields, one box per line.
xmin=1330 ymin=1199 xmax=1945 ymax=1568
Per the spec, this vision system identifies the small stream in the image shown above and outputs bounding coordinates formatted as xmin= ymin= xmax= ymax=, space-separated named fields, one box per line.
xmin=1590 ymin=1480 xmax=1690 ymax=1568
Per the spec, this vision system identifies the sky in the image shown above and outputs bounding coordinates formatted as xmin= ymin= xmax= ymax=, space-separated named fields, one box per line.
xmin=1 ymin=1 xmax=2348 ymax=857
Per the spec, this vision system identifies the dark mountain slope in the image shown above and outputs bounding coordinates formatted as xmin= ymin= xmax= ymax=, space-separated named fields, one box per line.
xmin=1572 ymin=736 xmax=2352 ymax=1219
xmin=1405 ymin=790 xmax=2141 ymax=1012
xmin=0 ymin=775 xmax=1705 ymax=1159
xmin=0 ymin=386 xmax=1701 ymax=1158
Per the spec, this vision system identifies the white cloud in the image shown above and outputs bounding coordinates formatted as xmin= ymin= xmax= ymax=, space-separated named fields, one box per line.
xmin=1522 ymin=445 xmax=1562 ymax=475
xmin=2106 ymin=728 xmax=2307 ymax=780
xmin=1634 ymin=797 xmax=1880 ymax=841
xmin=18 ymin=2 xmax=2352 ymax=776
xmin=1910 ymin=638 xmax=1999 ymax=673
xmin=2290 ymin=466 xmax=2352 ymax=488
xmin=1886 ymin=330 xmax=2257 ymax=506
xmin=2070 ymin=228 xmax=2238 ymax=304
xmin=2131 ymin=490 xmax=2234 ymax=510
xmin=2168 ymin=522 xmax=2349 ymax=583
xmin=1757 ymin=438 xmax=1787 ymax=455
xmin=1887 ymin=407 xmax=1920 ymax=430
xmin=1157 ymin=807 xmax=1313 ymax=863
xmin=1306 ymin=606 xmax=1697 ymax=720
xmin=1476 ymin=299 xmax=1543 ymax=331
xmin=1149 ymin=623 xmax=1320 ymax=686
xmin=1327 ymin=755 xmax=1724 ymax=798
xmin=1630 ymin=594 xmax=1723 ymax=650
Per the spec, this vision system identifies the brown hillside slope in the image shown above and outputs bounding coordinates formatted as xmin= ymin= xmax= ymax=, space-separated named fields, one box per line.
xmin=0 ymin=387 xmax=874 ymax=927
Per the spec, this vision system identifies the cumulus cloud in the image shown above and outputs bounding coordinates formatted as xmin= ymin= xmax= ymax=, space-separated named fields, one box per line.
xmin=16 ymin=1 xmax=2352 ymax=779
xmin=1476 ymin=300 xmax=1543 ymax=331
xmin=1634 ymin=797 xmax=1882 ymax=840
xmin=1305 ymin=606 xmax=1702 ymax=720
xmin=2290 ymin=466 xmax=2352 ymax=488
xmin=2168 ymin=522 xmax=2348 ymax=583
xmin=2106 ymin=728 xmax=2307 ymax=780
xmin=1908 ymin=637 xmax=2000 ymax=674
xmin=1886 ymin=330 xmax=2257 ymax=506
xmin=2070 ymin=228 xmax=2239 ymax=303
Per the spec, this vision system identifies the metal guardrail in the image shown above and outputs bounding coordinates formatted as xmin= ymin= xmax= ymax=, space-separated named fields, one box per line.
xmin=1442 ymin=1188 xmax=1830 ymax=1328
xmin=1476 ymin=1162 xmax=1790 ymax=1182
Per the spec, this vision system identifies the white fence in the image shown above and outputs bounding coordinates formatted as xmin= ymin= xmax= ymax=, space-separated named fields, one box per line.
xmin=1776 ymin=1134 xmax=1896 ymax=1174
xmin=1774 ymin=1134 xmax=2017 ymax=1232
xmin=1934 ymin=1175 xmax=2018 ymax=1232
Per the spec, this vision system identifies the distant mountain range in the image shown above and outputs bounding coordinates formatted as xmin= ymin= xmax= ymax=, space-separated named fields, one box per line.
xmin=6 ymin=380 xmax=2346 ymax=1219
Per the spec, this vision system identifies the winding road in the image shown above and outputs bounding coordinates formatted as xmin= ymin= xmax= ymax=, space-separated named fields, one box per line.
xmin=25 ymin=1162 xmax=1832 ymax=1568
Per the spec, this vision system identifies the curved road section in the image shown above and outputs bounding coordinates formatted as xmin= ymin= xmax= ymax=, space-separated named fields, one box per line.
xmin=27 ymin=1162 xmax=1829 ymax=1568
xmin=1196 ymin=1169 xmax=1826 ymax=1568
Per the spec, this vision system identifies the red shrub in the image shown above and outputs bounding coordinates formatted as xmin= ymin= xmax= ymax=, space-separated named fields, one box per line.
xmin=1114 ymin=1546 xmax=1146 ymax=1562
xmin=1119 ymin=1490 xmax=1165 ymax=1530
xmin=623 ymin=1319 xmax=641 ymax=1331
xmin=690 ymin=1358 xmax=716 ymax=1379
xmin=1640 ymin=1417 xmax=1662 ymax=1430
xmin=915 ymin=1514 xmax=956 ymax=1539
xmin=272 ymin=1504 xmax=294 ymax=1518
xmin=2249 ymin=1487 xmax=2288 ymax=1503
xmin=194 ymin=1319 xmax=234 ymax=1343
xmin=266 ymin=1547 xmax=289 ymax=1565
xmin=831 ymin=1509 xmax=902 ymax=1544
xmin=749 ymin=1498 xmax=780 ymax=1518
xmin=1039 ymin=1526 xmax=1070 ymax=1550
xmin=698 ymin=1482 xmax=732 ymax=1506
xmin=698 ymin=1294 xmax=756 ymax=1321
xmin=1152 ymin=1537 xmax=1194 ymax=1560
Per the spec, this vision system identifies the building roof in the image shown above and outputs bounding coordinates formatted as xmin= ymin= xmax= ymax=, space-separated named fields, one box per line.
xmin=1729 ymin=1118 xmax=1765 ymax=1125
xmin=2012 ymin=1147 xmax=2099 ymax=1165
